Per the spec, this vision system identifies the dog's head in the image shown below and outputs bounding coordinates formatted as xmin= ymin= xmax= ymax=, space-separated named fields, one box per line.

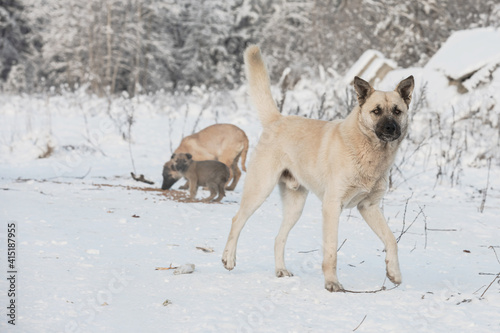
xmin=354 ymin=76 xmax=414 ymax=143
xmin=170 ymin=153 xmax=193 ymax=173
xmin=161 ymin=153 xmax=193 ymax=190
xmin=161 ymin=160 xmax=180 ymax=190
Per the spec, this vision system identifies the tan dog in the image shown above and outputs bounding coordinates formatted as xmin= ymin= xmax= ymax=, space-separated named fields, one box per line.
xmin=162 ymin=124 xmax=248 ymax=191
xmin=222 ymin=45 xmax=414 ymax=292
xmin=171 ymin=153 xmax=230 ymax=202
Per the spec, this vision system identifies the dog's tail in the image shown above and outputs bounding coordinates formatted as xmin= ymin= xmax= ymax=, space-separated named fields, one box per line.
xmin=244 ymin=45 xmax=281 ymax=126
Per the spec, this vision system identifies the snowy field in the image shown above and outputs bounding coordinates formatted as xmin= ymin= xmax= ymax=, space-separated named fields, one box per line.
xmin=1 ymin=64 xmax=500 ymax=332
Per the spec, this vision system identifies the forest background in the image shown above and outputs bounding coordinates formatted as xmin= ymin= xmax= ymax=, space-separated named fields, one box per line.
xmin=1 ymin=0 xmax=499 ymax=96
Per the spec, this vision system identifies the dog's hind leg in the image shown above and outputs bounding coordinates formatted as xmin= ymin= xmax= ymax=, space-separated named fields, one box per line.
xmin=224 ymin=153 xmax=242 ymax=191
xmin=222 ymin=154 xmax=281 ymax=271
xmin=203 ymin=183 xmax=218 ymax=202
xmin=225 ymin=160 xmax=241 ymax=191
xmin=275 ymin=182 xmax=308 ymax=277
xmin=214 ymin=183 xmax=225 ymax=202
xmin=358 ymin=200 xmax=402 ymax=285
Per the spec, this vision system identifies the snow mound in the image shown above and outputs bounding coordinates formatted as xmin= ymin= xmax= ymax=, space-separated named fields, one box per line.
xmin=425 ymin=27 xmax=500 ymax=80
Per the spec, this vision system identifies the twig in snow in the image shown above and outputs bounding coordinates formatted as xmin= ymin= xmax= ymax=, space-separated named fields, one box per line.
xmin=397 ymin=196 xmax=428 ymax=244
xmin=352 ymin=315 xmax=367 ymax=332
xmin=426 ymin=228 xmax=457 ymax=232
xmin=181 ymin=104 xmax=189 ymax=138
xmin=478 ymin=246 xmax=500 ymax=298
xmin=479 ymin=157 xmax=492 ymax=213
xmin=168 ymin=116 xmax=175 ymax=154
xmin=396 ymin=193 xmax=413 ymax=243
xmin=81 ymin=108 xmax=107 ymax=156
xmin=128 ymin=138 xmax=136 ymax=174
xmin=131 ymin=172 xmax=154 ymax=185
xmin=337 ymin=238 xmax=347 ymax=252
xmin=78 ymin=168 xmax=92 ymax=179
xmin=423 ymin=206 xmax=428 ymax=249
xmin=317 ymin=93 xmax=326 ymax=119
xmin=298 ymin=249 xmax=319 ymax=254
xmin=278 ymin=68 xmax=291 ymax=114
xmin=83 ymin=135 xmax=107 ymax=156
xmin=410 ymin=242 xmax=417 ymax=253
xmin=298 ymin=239 xmax=346 ymax=254
xmin=278 ymin=90 xmax=287 ymax=113
xmin=47 ymin=167 xmax=92 ymax=180
xmin=191 ymin=107 xmax=205 ymax=134
xmin=480 ymin=273 xmax=500 ymax=298
xmin=191 ymin=96 xmax=211 ymax=134
xmin=343 ymin=284 xmax=399 ymax=294
xmin=155 ymin=264 xmax=178 ymax=270
xmin=402 ymin=205 xmax=426 ymax=240
xmin=196 ymin=246 xmax=214 ymax=253
xmin=124 ymin=102 xmax=136 ymax=173
xmin=472 ymin=285 xmax=486 ymax=295
xmin=489 ymin=246 xmax=500 ymax=265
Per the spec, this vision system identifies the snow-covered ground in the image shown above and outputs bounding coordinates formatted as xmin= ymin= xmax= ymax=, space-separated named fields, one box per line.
xmin=1 ymin=42 xmax=500 ymax=332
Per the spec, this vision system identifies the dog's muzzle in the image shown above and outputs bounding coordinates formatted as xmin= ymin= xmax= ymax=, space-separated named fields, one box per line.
xmin=375 ymin=118 xmax=401 ymax=142
xmin=161 ymin=172 xmax=179 ymax=190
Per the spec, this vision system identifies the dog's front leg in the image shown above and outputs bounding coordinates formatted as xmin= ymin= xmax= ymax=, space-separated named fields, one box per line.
xmin=358 ymin=201 xmax=402 ymax=285
xmin=188 ymin=178 xmax=198 ymax=200
xmin=322 ymin=199 xmax=344 ymax=292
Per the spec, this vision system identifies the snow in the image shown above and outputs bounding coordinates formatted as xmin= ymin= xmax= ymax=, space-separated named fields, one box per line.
xmin=462 ymin=55 xmax=500 ymax=91
xmin=1 ymin=30 xmax=500 ymax=332
xmin=425 ymin=28 xmax=500 ymax=80
xmin=343 ymin=49 xmax=397 ymax=85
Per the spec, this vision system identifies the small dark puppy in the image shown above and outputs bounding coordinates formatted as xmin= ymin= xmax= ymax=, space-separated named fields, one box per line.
xmin=171 ymin=153 xmax=230 ymax=202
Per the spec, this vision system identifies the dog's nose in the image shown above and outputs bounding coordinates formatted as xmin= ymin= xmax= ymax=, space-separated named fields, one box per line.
xmin=384 ymin=121 xmax=397 ymax=134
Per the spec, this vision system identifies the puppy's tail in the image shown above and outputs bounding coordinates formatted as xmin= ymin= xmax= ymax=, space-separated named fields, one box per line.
xmin=244 ymin=45 xmax=281 ymax=126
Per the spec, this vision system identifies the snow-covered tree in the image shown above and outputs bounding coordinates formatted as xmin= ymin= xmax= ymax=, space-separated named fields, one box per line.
xmin=0 ymin=0 xmax=39 ymax=92
xmin=3 ymin=0 xmax=500 ymax=93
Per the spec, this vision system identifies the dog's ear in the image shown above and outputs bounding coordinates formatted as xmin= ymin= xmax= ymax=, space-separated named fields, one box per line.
xmin=353 ymin=76 xmax=374 ymax=107
xmin=171 ymin=153 xmax=176 ymax=159
xmin=396 ymin=75 xmax=414 ymax=107
xmin=186 ymin=153 xmax=192 ymax=160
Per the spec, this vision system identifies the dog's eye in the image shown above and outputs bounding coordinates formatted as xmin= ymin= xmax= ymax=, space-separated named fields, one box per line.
xmin=371 ymin=108 xmax=381 ymax=115
xmin=393 ymin=108 xmax=401 ymax=115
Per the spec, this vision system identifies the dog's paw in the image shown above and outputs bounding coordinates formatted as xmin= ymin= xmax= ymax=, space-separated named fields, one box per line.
xmin=387 ymin=270 xmax=402 ymax=285
xmin=386 ymin=260 xmax=402 ymax=285
xmin=222 ymin=251 xmax=236 ymax=271
xmin=275 ymin=269 xmax=293 ymax=278
xmin=325 ymin=280 xmax=344 ymax=292
xmin=221 ymin=258 xmax=235 ymax=271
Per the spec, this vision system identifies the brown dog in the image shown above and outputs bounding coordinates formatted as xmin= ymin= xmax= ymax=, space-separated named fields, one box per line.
xmin=171 ymin=153 xmax=230 ymax=202
xmin=222 ymin=45 xmax=414 ymax=292
xmin=162 ymin=124 xmax=248 ymax=191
